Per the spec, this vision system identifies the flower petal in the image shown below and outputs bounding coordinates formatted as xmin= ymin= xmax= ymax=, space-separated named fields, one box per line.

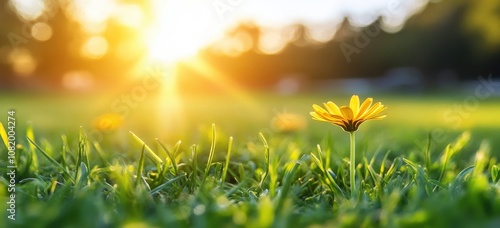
xmin=370 ymin=115 xmax=387 ymax=120
xmin=325 ymin=101 xmax=342 ymax=115
xmin=363 ymin=105 xmax=386 ymax=119
xmin=356 ymin=97 xmax=373 ymax=119
xmin=311 ymin=95 xmax=386 ymax=130
xmin=359 ymin=102 xmax=381 ymax=119
xmin=323 ymin=103 xmax=334 ymax=114
xmin=311 ymin=107 xmax=344 ymax=121
xmin=350 ymin=95 xmax=360 ymax=117
xmin=310 ymin=112 xmax=332 ymax=122
xmin=364 ymin=107 xmax=387 ymax=120
xmin=312 ymin=104 xmax=328 ymax=114
xmin=340 ymin=106 xmax=354 ymax=120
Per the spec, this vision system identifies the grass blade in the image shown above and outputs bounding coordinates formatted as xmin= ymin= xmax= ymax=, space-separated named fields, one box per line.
xmin=221 ymin=136 xmax=233 ymax=185
xmin=202 ymin=124 xmax=217 ymax=184
xmin=74 ymin=128 xmax=87 ymax=181
xmin=130 ymin=131 xmax=163 ymax=165
xmin=92 ymin=141 xmax=111 ymax=166
xmin=424 ymin=132 xmax=432 ymax=171
xmin=156 ymin=139 xmax=180 ymax=176
xmin=491 ymin=165 xmax=499 ymax=183
xmin=27 ymin=122 xmax=39 ymax=172
xmin=311 ymin=146 xmax=347 ymax=199
xmin=259 ymin=132 xmax=270 ymax=186
xmin=380 ymin=150 xmax=391 ymax=177
xmin=27 ymin=137 xmax=75 ymax=184
xmin=438 ymin=145 xmax=451 ymax=182
xmin=136 ymin=144 xmax=146 ymax=187
xmin=276 ymin=155 xmax=306 ymax=214
xmin=191 ymin=144 xmax=199 ymax=190
xmin=450 ymin=165 xmax=475 ymax=193
xmin=79 ymin=128 xmax=90 ymax=170
xmin=150 ymin=174 xmax=186 ymax=195
xmin=61 ymin=136 xmax=68 ymax=170
xmin=75 ymin=162 xmax=89 ymax=191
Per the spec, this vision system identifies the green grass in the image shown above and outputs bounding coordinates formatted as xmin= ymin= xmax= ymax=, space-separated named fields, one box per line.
xmin=1 ymin=92 xmax=500 ymax=227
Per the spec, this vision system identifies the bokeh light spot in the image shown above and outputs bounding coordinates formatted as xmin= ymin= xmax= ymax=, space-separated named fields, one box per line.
xmin=8 ymin=48 xmax=37 ymax=76
xmin=114 ymin=4 xmax=143 ymax=28
xmin=9 ymin=0 xmax=45 ymax=21
xmin=81 ymin=36 xmax=109 ymax=59
xmin=62 ymin=71 xmax=94 ymax=90
xmin=258 ymin=29 xmax=288 ymax=54
xmin=31 ymin=22 xmax=53 ymax=41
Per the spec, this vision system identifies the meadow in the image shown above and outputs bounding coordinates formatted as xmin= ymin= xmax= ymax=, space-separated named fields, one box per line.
xmin=1 ymin=91 xmax=500 ymax=227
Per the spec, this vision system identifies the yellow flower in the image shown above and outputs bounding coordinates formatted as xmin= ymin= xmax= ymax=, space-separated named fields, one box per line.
xmin=310 ymin=95 xmax=387 ymax=132
xmin=92 ymin=113 xmax=123 ymax=133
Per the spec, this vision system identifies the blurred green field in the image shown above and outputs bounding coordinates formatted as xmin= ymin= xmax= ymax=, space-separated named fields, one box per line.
xmin=1 ymin=91 xmax=500 ymax=155
xmin=1 ymin=91 xmax=500 ymax=227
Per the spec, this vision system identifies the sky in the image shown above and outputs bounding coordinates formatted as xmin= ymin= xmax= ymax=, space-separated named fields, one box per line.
xmin=7 ymin=0 xmax=430 ymax=62
xmin=213 ymin=0 xmax=428 ymax=29
xmin=146 ymin=0 xmax=429 ymax=59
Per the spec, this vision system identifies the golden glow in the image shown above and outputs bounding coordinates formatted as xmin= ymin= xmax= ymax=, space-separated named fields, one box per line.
xmin=156 ymin=65 xmax=185 ymax=140
xmin=114 ymin=4 xmax=144 ymax=28
xmin=81 ymin=36 xmax=109 ymax=59
xmin=62 ymin=71 xmax=94 ymax=90
xmin=67 ymin=0 xmax=116 ymax=33
xmin=93 ymin=113 xmax=123 ymax=133
xmin=9 ymin=0 xmax=45 ymax=21
xmin=212 ymin=32 xmax=253 ymax=57
xmin=187 ymin=58 xmax=263 ymax=113
xmin=271 ymin=111 xmax=307 ymax=133
xmin=8 ymin=48 xmax=37 ymax=77
xmin=31 ymin=22 xmax=53 ymax=41
xmin=258 ymin=29 xmax=289 ymax=54
xmin=311 ymin=95 xmax=387 ymax=132
xmin=152 ymin=59 xmax=265 ymax=139
xmin=146 ymin=0 xmax=219 ymax=63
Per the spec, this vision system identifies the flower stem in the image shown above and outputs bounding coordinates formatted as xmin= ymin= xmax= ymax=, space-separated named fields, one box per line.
xmin=349 ymin=131 xmax=356 ymax=198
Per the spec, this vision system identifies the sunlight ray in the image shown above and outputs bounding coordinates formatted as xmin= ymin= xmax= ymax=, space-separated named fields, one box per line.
xmin=186 ymin=58 xmax=264 ymax=116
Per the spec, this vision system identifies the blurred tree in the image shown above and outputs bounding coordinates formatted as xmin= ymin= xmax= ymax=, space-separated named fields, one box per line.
xmin=194 ymin=0 xmax=500 ymax=88
xmin=465 ymin=0 xmax=500 ymax=51
xmin=0 ymin=0 xmax=151 ymax=90
xmin=1 ymin=0 xmax=499 ymax=91
xmin=0 ymin=0 xmax=26 ymax=86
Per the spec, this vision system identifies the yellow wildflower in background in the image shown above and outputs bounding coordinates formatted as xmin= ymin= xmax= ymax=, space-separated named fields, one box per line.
xmin=92 ymin=113 xmax=123 ymax=133
xmin=310 ymin=95 xmax=387 ymax=132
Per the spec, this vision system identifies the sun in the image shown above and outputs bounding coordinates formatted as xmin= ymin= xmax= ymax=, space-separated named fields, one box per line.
xmin=146 ymin=0 xmax=221 ymax=64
